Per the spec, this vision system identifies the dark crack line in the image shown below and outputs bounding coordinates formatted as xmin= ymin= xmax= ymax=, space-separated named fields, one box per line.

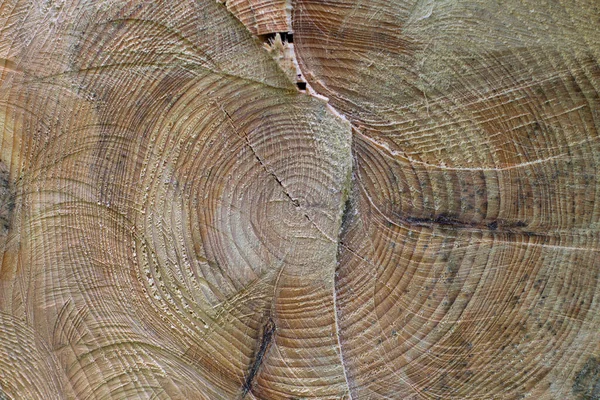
xmin=242 ymin=317 xmax=276 ymax=398
xmin=215 ymin=101 xmax=339 ymax=244
xmin=212 ymin=95 xmax=354 ymax=398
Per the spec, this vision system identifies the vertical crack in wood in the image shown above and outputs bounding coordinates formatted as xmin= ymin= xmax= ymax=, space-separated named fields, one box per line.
xmin=242 ymin=317 xmax=276 ymax=398
xmin=334 ymin=158 xmax=356 ymax=399
xmin=0 ymin=161 xmax=14 ymax=246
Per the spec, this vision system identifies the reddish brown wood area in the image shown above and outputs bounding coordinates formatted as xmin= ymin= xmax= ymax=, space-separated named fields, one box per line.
xmin=0 ymin=0 xmax=599 ymax=399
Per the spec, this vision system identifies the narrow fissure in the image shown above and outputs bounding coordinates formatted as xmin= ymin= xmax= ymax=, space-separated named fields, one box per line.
xmin=242 ymin=318 xmax=277 ymax=398
xmin=333 ymin=163 xmax=356 ymax=400
xmin=215 ymin=100 xmax=336 ymax=242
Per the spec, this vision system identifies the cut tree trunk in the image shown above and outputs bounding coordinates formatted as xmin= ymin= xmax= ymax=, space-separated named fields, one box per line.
xmin=0 ymin=0 xmax=599 ymax=399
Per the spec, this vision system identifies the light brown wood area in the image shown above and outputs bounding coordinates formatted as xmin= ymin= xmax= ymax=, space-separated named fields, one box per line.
xmin=0 ymin=0 xmax=599 ymax=399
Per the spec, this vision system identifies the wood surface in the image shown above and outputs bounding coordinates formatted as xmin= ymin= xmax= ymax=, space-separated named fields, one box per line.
xmin=0 ymin=0 xmax=599 ymax=399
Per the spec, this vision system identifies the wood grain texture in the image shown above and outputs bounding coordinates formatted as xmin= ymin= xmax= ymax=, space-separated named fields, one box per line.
xmin=224 ymin=0 xmax=291 ymax=35
xmin=294 ymin=0 xmax=600 ymax=398
xmin=0 ymin=0 xmax=599 ymax=399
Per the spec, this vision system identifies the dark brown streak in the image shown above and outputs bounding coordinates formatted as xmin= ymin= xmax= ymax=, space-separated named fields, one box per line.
xmin=401 ymin=213 xmax=541 ymax=236
xmin=242 ymin=318 xmax=276 ymax=398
